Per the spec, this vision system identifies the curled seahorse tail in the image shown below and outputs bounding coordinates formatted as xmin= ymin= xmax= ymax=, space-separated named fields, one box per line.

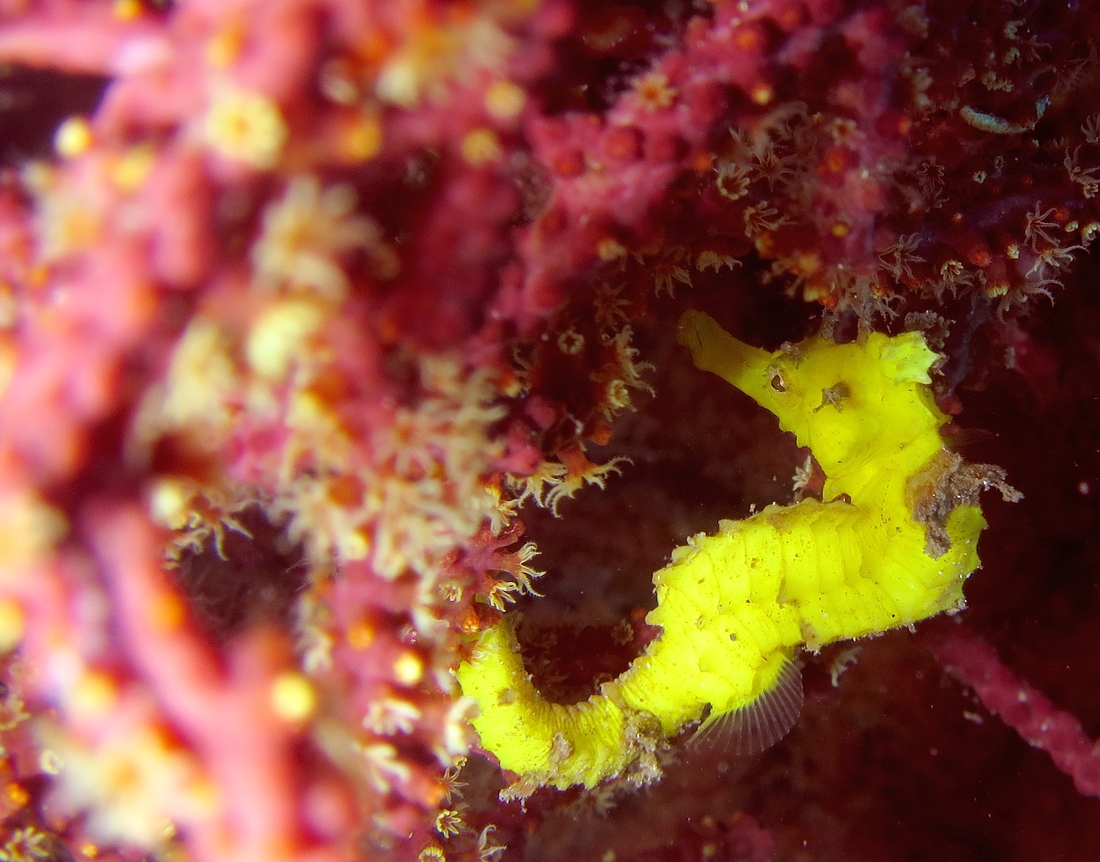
xmin=456 ymin=618 xmax=656 ymax=791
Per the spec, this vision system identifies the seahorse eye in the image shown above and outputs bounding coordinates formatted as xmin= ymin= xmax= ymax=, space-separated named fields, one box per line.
xmin=770 ymin=372 xmax=786 ymax=393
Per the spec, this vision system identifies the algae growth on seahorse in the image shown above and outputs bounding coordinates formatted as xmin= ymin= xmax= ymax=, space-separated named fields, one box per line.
xmin=456 ymin=310 xmax=1020 ymax=794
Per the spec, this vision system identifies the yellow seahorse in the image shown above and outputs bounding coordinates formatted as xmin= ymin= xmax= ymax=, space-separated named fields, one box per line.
xmin=456 ymin=310 xmax=1018 ymax=794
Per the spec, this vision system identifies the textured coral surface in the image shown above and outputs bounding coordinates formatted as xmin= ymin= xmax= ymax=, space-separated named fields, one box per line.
xmin=0 ymin=1 xmax=1097 ymax=862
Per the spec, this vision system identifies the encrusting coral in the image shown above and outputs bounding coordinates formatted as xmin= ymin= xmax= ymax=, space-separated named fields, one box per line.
xmin=0 ymin=2 xmax=1096 ymax=862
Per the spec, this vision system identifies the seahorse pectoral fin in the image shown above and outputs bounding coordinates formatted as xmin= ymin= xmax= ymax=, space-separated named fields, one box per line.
xmin=690 ymin=653 xmax=803 ymax=757
xmin=678 ymin=310 xmax=773 ymax=401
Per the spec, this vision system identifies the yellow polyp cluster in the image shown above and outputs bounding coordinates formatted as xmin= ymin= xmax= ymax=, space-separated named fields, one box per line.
xmin=0 ymin=600 xmax=24 ymax=654
xmin=0 ymin=490 xmax=67 ymax=572
xmin=460 ymin=128 xmax=504 ymax=166
xmin=250 ymin=175 xmax=395 ymax=301
xmin=337 ymin=111 xmax=384 ymax=163
xmin=374 ymin=9 xmax=520 ymax=108
xmin=203 ymin=85 xmax=288 ymax=170
xmin=456 ymin=311 xmax=1017 ymax=794
xmin=484 ymin=80 xmax=526 ymax=119
xmin=269 ymin=672 xmax=317 ymax=723
xmin=38 ymin=721 xmax=215 ymax=848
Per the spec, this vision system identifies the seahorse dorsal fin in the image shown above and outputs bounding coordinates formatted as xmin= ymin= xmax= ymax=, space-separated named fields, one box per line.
xmin=690 ymin=657 xmax=803 ymax=756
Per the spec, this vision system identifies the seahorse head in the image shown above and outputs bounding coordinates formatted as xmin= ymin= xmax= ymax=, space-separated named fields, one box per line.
xmin=678 ymin=311 xmax=948 ymax=486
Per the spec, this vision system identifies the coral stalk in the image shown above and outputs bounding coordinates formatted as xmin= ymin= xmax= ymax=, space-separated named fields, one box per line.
xmin=923 ymin=620 xmax=1100 ymax=798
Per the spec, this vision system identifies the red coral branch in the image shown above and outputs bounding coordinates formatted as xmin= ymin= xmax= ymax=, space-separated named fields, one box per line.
xmin=923 ymin=620 xmax=1100 ymax=798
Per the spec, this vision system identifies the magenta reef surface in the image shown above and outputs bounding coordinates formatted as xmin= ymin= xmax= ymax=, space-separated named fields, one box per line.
xmin=0 ymin=2 xmax=1096 ymax=862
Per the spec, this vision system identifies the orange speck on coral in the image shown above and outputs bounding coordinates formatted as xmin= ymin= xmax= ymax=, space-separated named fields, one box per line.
xmin=603 ymin=125 xmax=640 ymax=161
xmin=459 ymin=608 xmax=483 ymax=635
xmin=348 ymin=621 xmax=376 ymax=650
xmin=327 ymin=475 xmax=365 ymax=508
xmin=28 ymin=265 xmax=49 ymax=288
xmin=422 ymin=781 xmax=448 ymax=810
xmin=112 ymin=0 xmax=142 ymax=21
xmin=750 ymin=83 xmax=774 ymax=106
xmin=150 ymin=592 xmax=187 ymax=631
xmin=821 ymin=146 xmax=853 ymax=176
xmin=802 ymin=280 xmax=828 ymax=302
xmin=803 ymin=279 xmax=839 ymax=308
xmin=791 ymin=252 xmax=823 ymax=275
xmin=967 ymin=243 xmax=993 ymax=267
xmin=597 ymin=238 xmax=627 ymax=260
xmin=690 ymin=151 xmax=713 ymax=172
xmin=499 ymin=367 xmax=524 ymax=398
xmin=551 ymin=152 xmax=585 ymax=177
xmin=339 ymin=112 xmax=383 ymax=163
xmin=378 ymin=315 xmax=401 ymax=344
xmin=588 ymin=420 xmax=613 ymax=446
xmin=776 ymin=3 xmax=806 ymax=30
xmin=4 ymin=782 xmax=28 ymax=810
xmin=206 ymin=24 xmax=246 ymax=68
xmin=70 ymin=670 xmax=120 ymax=720
xmin=734 ymin=25 xmax=766 ymax=52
